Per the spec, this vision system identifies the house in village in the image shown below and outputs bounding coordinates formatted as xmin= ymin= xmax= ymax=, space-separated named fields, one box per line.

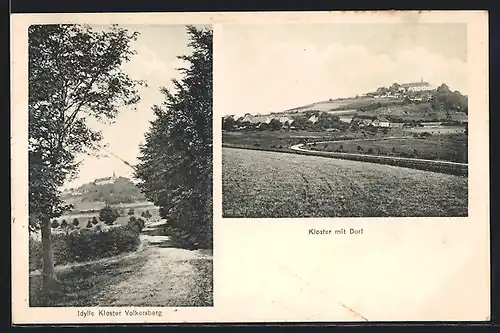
xmin=359 ymin=118 xmax=373 ymax=127
xmin=338 ymin=115 xmax=354 ymax=124
xmin=279 ymin=116 xmax=294 ymax=126
xmin=252 ymin=115 xmax=273 ymax=124
xmin=378 ymin=117 xmax=390 ymax=127
xmin=308 ymin=115 xmax=319 ymax=124
xmin=241 ymin=113 xmax=254 ymax=123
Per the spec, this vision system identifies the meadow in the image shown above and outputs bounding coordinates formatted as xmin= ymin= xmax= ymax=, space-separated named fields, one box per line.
xmin=308 ymin=134 xmax=468 ymax=163
xmin=53 ymin=202 xmax=160 ymax=231
xmin=285 ymin=96 xmax=403 ymax=113
xmin=222 ymin=147 xmax=468 ymax=218
xmin=222 ymin=130 xmax=367 ymax=151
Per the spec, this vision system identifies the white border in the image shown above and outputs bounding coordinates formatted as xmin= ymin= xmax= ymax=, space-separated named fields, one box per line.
xmin=12 ymin=11 xmax=489 ymax=324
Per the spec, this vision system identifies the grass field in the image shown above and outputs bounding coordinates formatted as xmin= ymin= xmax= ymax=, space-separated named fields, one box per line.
xmin=285 ymin=96 xmax=404 ymax=113
xmin=222 ymin=130 xmax=367 ymax=151
xmin=222 ymin=148 xmax=468 ymax=218
xmin=53 ymin=202 xmax=160 ymax=231
xmin=309 ymin=135 xmax=467 ymax=163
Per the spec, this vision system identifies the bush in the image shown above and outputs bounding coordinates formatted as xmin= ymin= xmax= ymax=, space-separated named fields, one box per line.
xmin=67 ymin=226 xmax=141 ymax=262
xmin=367 ymin=148 xmax=374 ymax=154
xmin=99 ymin=205 xmax=120 ymax=225
xmin=51 ymin=220 xmax=59 ymax=229
xmin=72 ymin=218 xmax=79 ymax=227
xmin=29 ymin=225 xmax=142 ymax=270
xmin=91 ymin=216 xmax=99 ymax=225
xmin=86 ymin=220 xmax=93 ymax=228
xmin=128 ymin=208 xmax=135 ymax=215
xmin=144 ymin=210 xmax=152 ymax=219
xmin=140 ymin=211 xmax=145 ymax=218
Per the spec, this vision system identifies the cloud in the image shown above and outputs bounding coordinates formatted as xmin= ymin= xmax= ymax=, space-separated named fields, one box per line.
xmin=221 ymin=36 xmax=467 ymax=117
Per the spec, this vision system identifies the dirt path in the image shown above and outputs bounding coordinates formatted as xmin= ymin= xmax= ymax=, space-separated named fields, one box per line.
xmin=95 ymin=234 xmax=213 ymax=307
xmin=30 ymin=228 xmax=213 ymax=307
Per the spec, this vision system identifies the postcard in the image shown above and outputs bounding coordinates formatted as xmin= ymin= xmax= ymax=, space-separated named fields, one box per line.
xmin=11 ymin=10 xmax=489 ymax=324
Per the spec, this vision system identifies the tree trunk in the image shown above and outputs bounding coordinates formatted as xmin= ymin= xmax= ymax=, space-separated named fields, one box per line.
xmin=41 ymin=218 xmax=58 ymax=293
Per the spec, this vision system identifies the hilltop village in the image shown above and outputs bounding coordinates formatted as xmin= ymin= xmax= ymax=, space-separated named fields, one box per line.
xmin=222 ymin=81 xmax=468 ymax=133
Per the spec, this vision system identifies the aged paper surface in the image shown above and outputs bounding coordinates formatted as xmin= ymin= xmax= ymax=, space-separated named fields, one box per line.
xmin=12 ymin=11 xmax=489 ymax=323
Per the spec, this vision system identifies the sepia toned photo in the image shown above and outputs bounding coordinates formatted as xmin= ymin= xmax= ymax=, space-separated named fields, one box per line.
xmin=12 ymin=11 xmax=489 ymax=324
xmin=27 ymin=23 xmax=213 ymax=307
xmin=221 ymin=23 xmax=469 ymax=218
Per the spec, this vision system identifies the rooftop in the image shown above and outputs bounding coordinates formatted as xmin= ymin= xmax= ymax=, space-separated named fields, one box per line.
xmin=400 ymin=81 xmax=431 ymax=88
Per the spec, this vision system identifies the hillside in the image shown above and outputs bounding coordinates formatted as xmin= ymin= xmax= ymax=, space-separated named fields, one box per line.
xmin=230 ymin=82 xmax=468 ymax=125
xmin=63 ymin=176 xmax=146 ymax=207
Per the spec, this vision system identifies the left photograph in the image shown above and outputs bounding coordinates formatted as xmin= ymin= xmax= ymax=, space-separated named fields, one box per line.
xmin=28 ymin=24 xmax=213 ymax=307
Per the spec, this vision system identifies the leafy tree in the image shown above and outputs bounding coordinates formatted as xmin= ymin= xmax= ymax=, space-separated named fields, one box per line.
xmin=143 ymin=210 xmax=152 ymax=219
xmin=140 ymin=211 xmax=146 ymax=218
xmin=86 ymin=221 xmax=93 ymax=228
xmin=99 ymin=205 xmax=120 ymax=225
xmin=29 ymin=24 xmax=143 ymax=293
xmin=390 ymin=82 xmax=401 ymax=92
xmin=60 ymin=220 xmax=68 ymax=228
xmin=135 ymin=26 xmax=213 ymax=249
xmin=137 ymin=218 xmax=145 ymax=230
xmin=72 ymin=218 xmax=80 ymax=227
xmin=91 ymin=216 xmax=99 ymax=225
xmin=51 ymin=220 xmax=59 ymax=229
xmin=222 ymin=116 xmax=235 ymax=131
xmin=269 ymin=118 xmax=282 ymax=131
xmin=128 ymin=208 xmax=135 ymax=215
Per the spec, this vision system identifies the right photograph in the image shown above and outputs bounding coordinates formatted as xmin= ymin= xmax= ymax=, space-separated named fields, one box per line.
xmin=221 ymin=23 xmax=468 ymax=218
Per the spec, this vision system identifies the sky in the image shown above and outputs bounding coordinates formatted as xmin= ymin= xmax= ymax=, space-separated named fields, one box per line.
xmin=220 ymin=23 xmax=467 ymax=117
xmin=63 ymin=24 xmax=210 ymax=189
